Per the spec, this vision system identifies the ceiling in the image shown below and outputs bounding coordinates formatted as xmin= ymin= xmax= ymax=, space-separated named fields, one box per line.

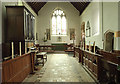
xmin=27 ymin=2 xmax=46 ymax=15
xmin=27 ymin=2 xmax=90 ymax=15
xmin=71 ymin=2 xmax=90 ymax=15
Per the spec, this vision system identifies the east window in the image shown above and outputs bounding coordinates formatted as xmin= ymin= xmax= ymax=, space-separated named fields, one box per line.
xmin=52 ymin=9 xmax=67 ymax=35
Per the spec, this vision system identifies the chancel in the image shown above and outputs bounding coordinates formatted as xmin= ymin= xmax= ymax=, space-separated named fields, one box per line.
xmin=0 ymin=0 xmax=120 ymax=83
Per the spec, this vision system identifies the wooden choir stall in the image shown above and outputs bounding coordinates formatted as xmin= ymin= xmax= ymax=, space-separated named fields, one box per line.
xmin=74 ymin=42 xmax=120 ymax=83
xmin=2 ymin=6 xmax=36 ymax=83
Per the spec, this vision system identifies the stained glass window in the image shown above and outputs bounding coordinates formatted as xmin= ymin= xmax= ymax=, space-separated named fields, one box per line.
xmin=52 ymin=9 xmax=67 ymax=35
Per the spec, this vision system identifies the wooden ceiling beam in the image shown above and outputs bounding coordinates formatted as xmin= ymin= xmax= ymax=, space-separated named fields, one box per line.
xmin=33 ymin=2 xmax=43 ymax=12
xmin=27 ymin=2 xmax=90 ymax=16
xmin=27 ymin=2 xmax=38 ymax=15
xmin=36 ymin=2 xmax=46 ymax=13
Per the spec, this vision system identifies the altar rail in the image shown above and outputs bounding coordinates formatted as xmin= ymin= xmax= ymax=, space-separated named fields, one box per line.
xmin=2 ymin=53 xmax=34 ymax=82
xmin=64 ymin=44 xmax=74 ymax=52
xmin=38 ymin=45 xmax=74 ymax=52
xmin=39 ymin=45 xmax=55 ymax=53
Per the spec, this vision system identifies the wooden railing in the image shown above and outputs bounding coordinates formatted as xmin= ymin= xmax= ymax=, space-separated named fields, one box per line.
xmin=74 ymin=47 xmax=83 ymax=62
xmin=98 ymin=58 xmax=118 ymax=83
xmin=64 ymin=44 xmax=74 ymax=52
xmin=83 ymin=50 xmax=103 ymax=80
xmin=97 ymin=50 xmax=119 ymax=64
xmin=2 ymin=53 xmax=34 ymax=82
xmin=113 ymin=50 xmax=120 ymax=55
xmin=38 ymin=45 xmax=74 ymax=52
xmin=74 ymin=47 xmax=120 ymax=83
xmin=39 ymin=45 xmax=55 ymax=53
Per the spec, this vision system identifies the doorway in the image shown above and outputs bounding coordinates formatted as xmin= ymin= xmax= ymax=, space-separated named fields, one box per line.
xmin=104 ymin=30 xmax=114 ymax=52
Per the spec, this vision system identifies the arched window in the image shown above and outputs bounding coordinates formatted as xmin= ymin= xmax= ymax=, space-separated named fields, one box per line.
xmin=52 ymin=9 xmax=67 ymax=35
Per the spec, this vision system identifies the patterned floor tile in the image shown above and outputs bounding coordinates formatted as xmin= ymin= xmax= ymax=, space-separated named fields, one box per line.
xmin=23 ymin=53 xmax=95 ymax=83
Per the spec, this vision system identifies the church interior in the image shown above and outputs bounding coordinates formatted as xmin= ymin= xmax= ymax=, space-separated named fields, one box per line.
xmin=0 ymin=0 xmax=120 ymax=83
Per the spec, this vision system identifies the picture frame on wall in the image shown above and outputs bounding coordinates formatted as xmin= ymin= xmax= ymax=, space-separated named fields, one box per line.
xmin=70 ymin=29 xmax=75 ymax=40
xmin=46 ymin=29 xmax=51 ymax=40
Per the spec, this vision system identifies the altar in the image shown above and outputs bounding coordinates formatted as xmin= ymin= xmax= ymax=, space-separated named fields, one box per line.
xmin=51 ymin=42 xmax=67 ymax=51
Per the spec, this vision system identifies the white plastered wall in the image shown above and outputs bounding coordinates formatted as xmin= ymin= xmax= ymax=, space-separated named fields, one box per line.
xmin=80 ymin=2 xmax=103 ymax=49
xmin=36 ymin=2 xmax=80 ymax=45
xmin=80 ymin=2 xmax=119 ymax=50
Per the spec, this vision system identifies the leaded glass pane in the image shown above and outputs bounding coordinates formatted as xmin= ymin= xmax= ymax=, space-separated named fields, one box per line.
xmin=62 ymin=16 xmax=66 ymax=35
xmin=52 ymin=16 xmax=56 ymax=35
xmin=57 ymin=15 xmax=61 ymax=34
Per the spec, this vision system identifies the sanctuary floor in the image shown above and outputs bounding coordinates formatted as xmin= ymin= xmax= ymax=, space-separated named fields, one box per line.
xmin=23 ymin=53 xmax=95 ymax=83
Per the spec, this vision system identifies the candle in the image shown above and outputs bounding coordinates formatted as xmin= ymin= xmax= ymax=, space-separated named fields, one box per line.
xmin=19 ymin=42 xmax=21 ymax=56
xmin=25 ymin=42 xmax=27 ymax=53
xmin=12 ymin=42 xmax=14 ymax=59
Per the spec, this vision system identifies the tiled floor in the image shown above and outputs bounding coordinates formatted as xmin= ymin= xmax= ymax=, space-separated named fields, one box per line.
xmin=23 ymin=53 xmax=95 ymax=83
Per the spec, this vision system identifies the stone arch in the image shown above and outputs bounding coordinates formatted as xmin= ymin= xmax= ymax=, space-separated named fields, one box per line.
xmin=81 ymin=22 xmax=85 ymax=49
xmin=104 ymin=30 xmax=114 ymax=52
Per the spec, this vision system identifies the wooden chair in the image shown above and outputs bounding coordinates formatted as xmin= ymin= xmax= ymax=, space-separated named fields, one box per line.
xmin=36 ymin=52 xmax=47 ymax=66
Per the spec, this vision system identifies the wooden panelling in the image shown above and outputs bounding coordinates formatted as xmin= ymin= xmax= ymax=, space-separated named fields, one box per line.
xmin=97 ymin=50 xmax=119 ymax=64
xmin=0 ymin=43 xmax=2 ymax=61
xmin=2 ymin=43 xmax=11 ymax=59
xmin=118 ymin=56 xmax=120 ymax=65
xmin=74 ymin=47 xmax=120 ymax=83
xmin=113 ymin=50 xmax=120 ymax=55
xmin=4 ymin=6 xmax=35 ymax=59
xmin=2 ymin=42 xmax=25 ymax=59
xmin=2 ymin=53 xmax=33 ymax=83
xmin=74 ymin=47 xmax=83 ymax=62
xmin=83 ymin=50 xmax=103 ymax=79
xmin=6 ymin=6 xmax=24 ymax=15
xmin=74 ymin=47 xmax=103 ymax=80
xmin=6 ymin=6 xmax=24 ymax=42
xmin=98 ymin=58 xmax=118 ymax=83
